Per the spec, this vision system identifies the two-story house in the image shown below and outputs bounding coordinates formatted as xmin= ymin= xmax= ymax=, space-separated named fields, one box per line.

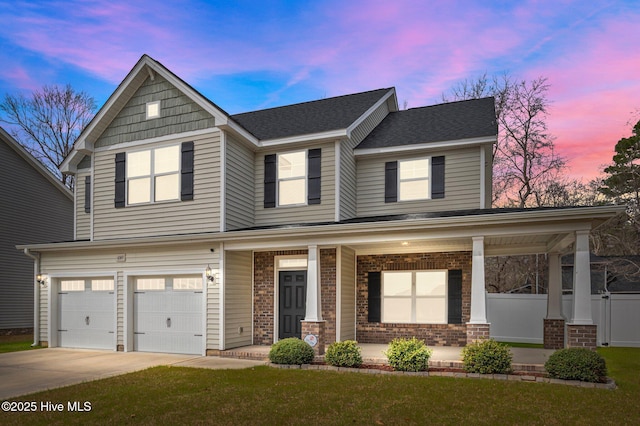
xmin=20 ymin=55 xmax=622 ymax=355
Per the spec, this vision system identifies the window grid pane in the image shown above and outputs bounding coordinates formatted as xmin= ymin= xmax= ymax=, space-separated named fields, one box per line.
xmin=128 ymin=178 xmax=151 ymax=204
xmin=173 ymin=277 xmax=203 ymax=290
xmin=136 ymin=278 xmax=165 ymax=291
xmin=400 ymin=159 xmax=429 ymax=180
xmin=399 ymin=179 xmax=429 ymax=201
xmin=155 ymin=146 xmax=180 ymax=174
xmin=278 ymin=178 xmax=306 ymax=205
xmin=155 ymin=173 xmax=179 ymax=201
xmin=127 ymin=151 xmax=151 ymax=177
xmin=91 ymin=279 xmax=115 ymax=291
xmin=278 ymin=151 xmax=306 ymax=178
xmin=61 ymin=280 xmax=85 ymax=292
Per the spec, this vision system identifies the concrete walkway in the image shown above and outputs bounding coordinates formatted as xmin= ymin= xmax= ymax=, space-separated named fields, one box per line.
xmin=0 ymin=348 xmax=266 ymax=400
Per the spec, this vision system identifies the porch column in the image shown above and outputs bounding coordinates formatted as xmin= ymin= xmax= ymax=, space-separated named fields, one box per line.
xmin=302 ymin=245 xmax=325 ymax=355
xmin=544 ymin=252 xmax=565 ymax=349
xmin=467 ymin=236 xmax=490 ymax=343
xmin=567 ymin=231 xmax=597 ymax=349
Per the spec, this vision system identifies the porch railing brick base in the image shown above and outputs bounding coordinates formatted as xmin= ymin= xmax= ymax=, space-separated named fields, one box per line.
xmin=301 ymin=320 xmax=326 ymax=355
xmin=466 ymin=323 xmax=490 ymax=344
xmin=543 ymin=318 xmax=565 ymax=349
xmin=566 ymin=324 xmax=597 ymax=350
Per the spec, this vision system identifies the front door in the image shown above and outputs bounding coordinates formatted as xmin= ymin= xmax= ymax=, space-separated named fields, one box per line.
xmin=278 ymin=270 xmax=307 ymax=339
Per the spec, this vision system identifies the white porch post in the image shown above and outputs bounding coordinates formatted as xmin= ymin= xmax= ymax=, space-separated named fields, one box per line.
xmin=546 ymin=252 xmax=564 ymax=320
xmin=571 ymin=231 xmax=592 ymax=325
xmin=305 ymin=245 xmax=322 ymax=321
xmin=469 ymin=236 xmax=487 ymax=324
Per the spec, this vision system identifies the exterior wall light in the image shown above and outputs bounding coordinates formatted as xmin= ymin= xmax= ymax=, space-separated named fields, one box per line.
xmin=36 ymin=274 xmax=48 ymax=287
xmin=205 ymin=265 xmax=216 ymax=284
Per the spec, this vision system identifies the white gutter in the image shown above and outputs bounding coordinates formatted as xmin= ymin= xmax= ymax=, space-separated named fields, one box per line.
xmin=23 ymin=248 xmax=40 ymax=347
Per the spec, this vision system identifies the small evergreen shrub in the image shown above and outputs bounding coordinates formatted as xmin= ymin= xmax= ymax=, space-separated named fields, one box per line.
xmin=384 ymin=337 xmax=432 ymax=372
xmin=268 ymin=338 xmax=315 ymax=365
xmin=545 ymin=348 xmax=607 ymax=383
xmin=325 ymin=340 xmax=363 ymax=368
xmin=462 ymin=339 xmax=513 ymax=374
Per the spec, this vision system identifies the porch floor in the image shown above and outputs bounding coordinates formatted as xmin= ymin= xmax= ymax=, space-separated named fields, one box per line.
xmin=219 ymin=344 xmax=556 ymax=373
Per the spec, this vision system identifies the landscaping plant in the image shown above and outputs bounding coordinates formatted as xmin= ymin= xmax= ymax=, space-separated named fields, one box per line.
xmin=385 ymin=337 xmax=432 ymax=372
xmin=268 ymin=337 xmax=315 ymax=365
xmin=545 ymin=347 xmax=607 ymax=383
xmin=462 ymin=338 xmax=513 ymax=374
xmin=324 ymin=340 xmax=363 ymax=368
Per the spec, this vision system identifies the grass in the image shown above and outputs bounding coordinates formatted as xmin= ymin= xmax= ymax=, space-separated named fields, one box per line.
xmin=1 ymin=348 xmax=638 ymax=425
xmin=499 ymin=341 xmax=544 ymax=349
xmin=0 ymin=335 xmax=40 ymax=354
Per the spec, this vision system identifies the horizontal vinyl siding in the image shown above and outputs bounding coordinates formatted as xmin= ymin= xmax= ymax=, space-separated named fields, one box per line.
xmin=341 ymin=99 xmax=390 ymax=220
xmin=0 ymin=139 xmax=72 ymax=330
xmin=224 ymin=251 xmax=253 ymax=349
xmin=92 ymin=131 xmax=220 ymax=240
xmin=254 ymin=142 xmax=336 ymax=226
xmin=95 ymin=74 xmax=215 ymax=148
xmin=225 ymin=134 xmax=255 ymax=230
xmin=75 ymin=170 xmax=91 ymax=240
xmin=340 ymin=246 xmax=356 ymax=341
xmin=39 ymin=243 xmax=220 ymax=350
xmin=356 ymin=147 xmax=482 ymax=216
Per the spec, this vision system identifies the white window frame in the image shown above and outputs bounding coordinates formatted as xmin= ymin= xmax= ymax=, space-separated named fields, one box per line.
xmin=277 ymin=150 xmax=307 ymax=207
xmin=146 ymin=101 xmax=161 ymax=120
xmin=382 ymin=270 xmax=448 ymax=324
xmin=126 ymin=145 xmax=181 ymax=205
xmin=398 ymin=157 xmax=431 ymax=201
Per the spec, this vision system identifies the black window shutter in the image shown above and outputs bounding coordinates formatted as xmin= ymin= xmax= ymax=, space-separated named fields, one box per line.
xmin=384 ymin=161 xmax=398 ymax=203
xmin=368 ymin=271 xmax=381 ymax=323
xmin=181 ymin=141 xmax=194 ymax=201
xmin=264 ymin=154 xmax=276 ymax=208
xmin=84 ymin=175 xmax=91 ymax=213
xmin=114 ymin=152 xmax=126 ymax=208
xmin=308 ymin=148 xmax=321 ymax=205
xmin=432 ymin=156 xmax=445 ymax=199
xmin=448 ymin=269 xmax=463 ymax=324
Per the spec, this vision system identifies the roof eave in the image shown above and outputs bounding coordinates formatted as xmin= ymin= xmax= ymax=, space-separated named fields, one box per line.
xmin=354 ymin=135 xmax=497 ymax=156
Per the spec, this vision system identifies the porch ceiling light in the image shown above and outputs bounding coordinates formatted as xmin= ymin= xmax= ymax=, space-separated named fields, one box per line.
xmin=205 ymin=265 xmax=215 ymax=284
xmin=36 ymin=274 xmax=48 ymax=287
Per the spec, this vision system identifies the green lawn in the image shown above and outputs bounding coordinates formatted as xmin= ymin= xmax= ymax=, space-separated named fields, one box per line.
xmin=1 ymin=348 xmax=638 ymax=425
xmin=0 ymin=335 xmax=40 ymax=354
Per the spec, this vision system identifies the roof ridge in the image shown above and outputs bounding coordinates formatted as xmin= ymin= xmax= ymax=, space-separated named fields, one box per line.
xmin=404 ymin=96 xmax=495 ymax=112
xmin=231 ymin=87 xmax=393 ymax=117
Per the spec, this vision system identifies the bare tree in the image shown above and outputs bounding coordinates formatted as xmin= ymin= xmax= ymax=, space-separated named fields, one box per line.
xmin=443 ymin=74 xmax=566 ymax=207
xmin=0 ymin=84 xmax=96 ymax=188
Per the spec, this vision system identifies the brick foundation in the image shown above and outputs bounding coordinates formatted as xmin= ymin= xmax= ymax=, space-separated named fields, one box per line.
xmin=543 ymin=318 xmax=565 ymax=349
xmin=567 ymin=324 xmax=597 ymax=350
xmin=301 ymin=320 xmax=326 ymax=355
xmin=356 ymin=252 xmax=472 ymax=346
xmin=466 ymin=323 xmax=490 ymax=344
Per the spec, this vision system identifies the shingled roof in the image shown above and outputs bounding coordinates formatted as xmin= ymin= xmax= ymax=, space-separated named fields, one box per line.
xmin=355 ymin=97 xmax=497 ymax=150
xmin=230 ymin=88 xmax=393 ymax=140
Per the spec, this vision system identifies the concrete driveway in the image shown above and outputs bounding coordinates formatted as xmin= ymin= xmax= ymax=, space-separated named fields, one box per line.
xmin=0 ymin=348 xmax=265 ymax=400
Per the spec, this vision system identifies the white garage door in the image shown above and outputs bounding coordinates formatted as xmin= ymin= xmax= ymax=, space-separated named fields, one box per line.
xmin=134 ymin=276 xmax=203 ymax=355
xmin=58 ymin=278 xmax=115 ymax=350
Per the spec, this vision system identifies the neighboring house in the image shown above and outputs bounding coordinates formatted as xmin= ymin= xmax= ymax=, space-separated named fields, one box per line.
xmin=1 ymin=126 xmax=73 ymax=334
xmin=19 ymin=55 xmax=622 ymax=354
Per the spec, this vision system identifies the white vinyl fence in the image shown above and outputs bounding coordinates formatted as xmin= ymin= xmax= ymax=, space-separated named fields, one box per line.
xmin=487 ymin=293 xmax=640 ymax=347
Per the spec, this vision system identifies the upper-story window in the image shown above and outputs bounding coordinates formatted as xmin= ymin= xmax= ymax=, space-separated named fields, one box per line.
xmin=127 ymin=145 xmax=180 ymax=205
xmin=146 ymin=101 xmax=161 ymax=119
xmin=278 ymin=151 xmax=307 ymax=206
xmin=398 ymin=158 xmax=430 ymax=201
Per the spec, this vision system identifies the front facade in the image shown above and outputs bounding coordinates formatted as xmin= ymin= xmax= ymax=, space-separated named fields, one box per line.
xmin=21 ymin=55 xmax=622 ymax=355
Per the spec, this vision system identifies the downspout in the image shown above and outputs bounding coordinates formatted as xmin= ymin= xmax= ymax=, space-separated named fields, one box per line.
xmin=23 ymin=248 xmax=40 ymax=347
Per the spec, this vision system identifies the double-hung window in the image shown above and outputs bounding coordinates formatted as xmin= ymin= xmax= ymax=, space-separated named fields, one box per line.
xmin=127 ymin=145 xmax=180 ymax=205
xmin=382 ymin=270 xmax=447 ymax=323
xmin=398 ymin=158 xmax=430 ymax=201
xmin=277 ymin=151 xmax=307 ymax=206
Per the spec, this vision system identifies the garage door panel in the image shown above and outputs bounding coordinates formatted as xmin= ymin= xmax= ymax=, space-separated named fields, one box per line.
xmin=58 ymin=287 xmax=114 ymax=350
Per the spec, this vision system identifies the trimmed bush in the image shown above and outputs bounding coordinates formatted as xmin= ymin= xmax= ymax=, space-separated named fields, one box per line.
xmin=545 ymin=348 xmax=607 ymax=383
xmin=325 ymin=340 xmax=363 ymax=368
xmin=462 ymin=339 xmax=513 ymax=374
xmin=268 ymin=338 xmax=315 ymax=365
xmin=385 ymin=337 xmax=432 ymax=372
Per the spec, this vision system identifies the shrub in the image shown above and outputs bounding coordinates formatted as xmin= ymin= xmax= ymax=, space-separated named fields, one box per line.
xmin=325 ymin=340 xmax=363 ymax=368
xmin=384 ymin=337 xmax=432 ymax=372
xmin=545 ymin=348 xmax=607 ymax=383
xmin=462 ymin=339 xmax=513 ymax=374
xmin=268 ymin=338 xmax=315 ymax=365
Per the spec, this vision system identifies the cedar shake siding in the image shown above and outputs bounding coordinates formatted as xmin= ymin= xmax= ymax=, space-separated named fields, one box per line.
xmin=356 ymin=252 xmax=472 ymax=346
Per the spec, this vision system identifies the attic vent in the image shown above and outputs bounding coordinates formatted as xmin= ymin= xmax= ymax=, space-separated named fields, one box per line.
xmin=146 ymin=101 xmax=161 ymax=119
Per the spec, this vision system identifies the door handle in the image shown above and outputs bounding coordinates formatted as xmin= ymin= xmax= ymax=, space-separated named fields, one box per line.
xmin=166 ymin=317 xmax=171 ymax=328
xmin=85 ymin=316 xmax=90 ymax=326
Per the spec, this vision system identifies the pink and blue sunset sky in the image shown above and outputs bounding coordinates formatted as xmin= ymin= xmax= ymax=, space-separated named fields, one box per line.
xmin=1 ymin=0 xmax=638 ymax=182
